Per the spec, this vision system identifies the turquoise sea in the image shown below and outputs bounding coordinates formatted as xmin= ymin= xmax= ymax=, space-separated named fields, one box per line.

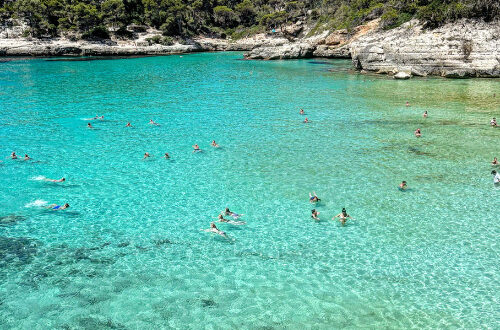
xmin=0 ymin=52 xmax=499 ymax=329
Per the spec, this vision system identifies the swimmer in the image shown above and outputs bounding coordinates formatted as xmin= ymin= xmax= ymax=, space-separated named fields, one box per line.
xmin=224 ymin=208 xmax=243 ymax=219
xmin=399 ymin=181 xmax=407 ymax=190
xmin=492 ymin=170 xmax=500 ymax=184
xmin=87 ymin=122 xmax=93 ymax=128
xmin=143 ymin=152 xmax=151 ymax=159
xmin=309 ymin=192 xmax=321 ymax=203
xmin=211 ymin=140 xmax=220 ymax=148
xmin=406 ymin=101 xmax=410 ymax=107
xmin=193 ymin=144 xmax=201 ymax=152
xmin=414 ymin=128 xmax=422 ymax=138
xmin=217 ymin=214 xmax=230 ymax=223
xmin=423 ymin=111 xmax=428 ymax=118
xmin=44 ymin=177 xmax=65 ymax=183
xmin=311 ymin=209 xmax=320 ymax=221
xmin=98 ymin=115 xmax=104 ymax=120
xmin=23 ymin=154 xmax=31 ymax=161
xmin=492 ymin=157 xmax=498 ymax=166
xmin=304 ymin=117 xmax=309 ymax=123
xmin=149 ymin=119 xmax=160 ymax=126
xmin=333 ymin=208 xmax=354 ymax=226
xmin=490 ymin=118 xmax=497 ymax=127
xmin=47 ymin=203 xmax=70 ymax=210
xmin=126 ymin=122 xmax=132 ymax=127
xmin=216 ymin=213 xmax=246 ymax=225
xmin=11 ymin=152 xmax=18 ymax=159
xmin=299 ymin=109 xmax=305 ymax=115
xmin=164 ymin=152 xmax=170 ymax=159
xmin=201 ymin=222 xmax=227 ymax=237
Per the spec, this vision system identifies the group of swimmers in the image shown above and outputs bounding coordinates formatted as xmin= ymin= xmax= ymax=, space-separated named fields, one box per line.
xmin=308 ymin=192 xmax=354 ymax=226
xmin=201 ymin=208 xmax=246 ymax=238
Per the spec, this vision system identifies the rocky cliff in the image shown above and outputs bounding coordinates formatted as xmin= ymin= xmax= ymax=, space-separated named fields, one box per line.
xmin=350 ymin=19 xmax=500 ymax=78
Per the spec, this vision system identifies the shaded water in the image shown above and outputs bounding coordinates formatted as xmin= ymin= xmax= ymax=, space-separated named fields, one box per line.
xmin=0 ymin=53 xmax=499 ymax=328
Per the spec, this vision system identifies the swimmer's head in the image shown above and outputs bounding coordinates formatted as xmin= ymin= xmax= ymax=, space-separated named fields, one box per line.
xmin=311 ymin=209 xmax=316 ymax=214
xmin=225 ymin=208 xmax=229 ymax=212
xmin=402 ymin=181 xmax=407 ymax=184
xmin=61 ymin=178 xmax=66 ymax=182
xmin=210 ymin=222 xmax=216 ymax=228
xmin=64 ymin=203 xmax=70 ymax=208
xmin=342 ymin=208 xmax=346 ymax=214
xmin=492 ymin=170 xmax=497 ymax=175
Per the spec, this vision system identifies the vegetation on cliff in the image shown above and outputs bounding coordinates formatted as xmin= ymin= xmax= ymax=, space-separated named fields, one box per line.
xmin=0 ymin=0 xmax=498 ymax=39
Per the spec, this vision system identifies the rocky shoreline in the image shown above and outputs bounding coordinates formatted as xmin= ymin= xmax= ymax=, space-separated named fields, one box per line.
xmin=1 ymin=18 xmax=499 ymax=78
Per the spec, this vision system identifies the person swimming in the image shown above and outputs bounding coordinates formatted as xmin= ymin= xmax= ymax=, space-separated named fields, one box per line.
xmin=23 ymin=154 xmax=31 ymax=160
xmin=423 ymin=111 xmax=428 ymax=118
xmin=164 ymin=152 xmax=170 ymax=159
xmin=143 ymin=152 xmax=151 ymax=159
xmin=126 ymin=122 xmax=132 ymax=127
xmin=11 ymin=152 xmax=17 ymax=159
xmin=193 ymin=144 xmax=201 ymax=152
xmin=211 ymin=140 xmax=220 ymax=148
xmin=224 ymin=208 xmax=243 ymax=219
xmin=333 ymin=208 xmax=354 ymax=226
xmin=45 ymin=177 xmax=65 ymax=183
xmin=47 ymin=203 xmax=70 ymax=210
xmin=303 ymin=117 xmax=309 ymax=123
xmin=399 ymin=181 xmax=407 ymax=190
xmin=87 ymin=123 xmax=93 ymax=128
xmin=492 ymin=157 xmax=498 ymax=166
xmin=414 ymin=128 xmax=422 ymax=137
xmin=309 ymin=192 xmax=321 ymax=203
xmin=491 ymin=118 xmax=497 ymax=127
xmin=201 ymin=222 xmax=227 ymax=237
xmin=216 ymin=213 xmax=246 ymax=225
xmin=311 ymin=209 xmax=320 ymax=221
xmin=406 ymin=101 xmax=410 ymax=107
xmin=299 ymin=109 xmax=305 ymax=115
xmin=492 ymin=170 xmax=500 ymax=184
xmin=149 ymin=119 xmax=160 ymax=126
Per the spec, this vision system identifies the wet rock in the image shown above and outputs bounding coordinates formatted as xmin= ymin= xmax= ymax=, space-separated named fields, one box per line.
xmin=201 ymin=298 xmax=217 ymax=308
xmin=394 ymin=71 xmax=411 ymax=79
xmin=154 ymin=238 xmax=172 ymax=246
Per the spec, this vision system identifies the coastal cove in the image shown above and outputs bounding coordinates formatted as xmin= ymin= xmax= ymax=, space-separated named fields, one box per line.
xmin=2 ymin=18 xmax=500 ymax=78
xmin=1 ymin=53 xmax=499 ymax=328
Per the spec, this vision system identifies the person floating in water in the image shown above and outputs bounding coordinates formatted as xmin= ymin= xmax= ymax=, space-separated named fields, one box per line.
xmin=299 ymin=109 xmax=305 ymax=115
xmin=492 ymin=157 xmax=498 ymax=166
xmin=211 ymin=140 xmax=220 ymax=148
xmin=87 ymin=123 xmax=93 ymax=128
xmin=406 ymin=101 xmax=410 ymax=107
xmin=492 ymin=170 xmax=500 ymax=184
xmin=414 ymin=128 xmax=422 ymax=138
xmin=193 ymin=144 xmax=201 ymax=152
xmin=399 ymin=181 xmax=407 ymax=190
xmin=126 ymin=122 xmax=132 ymax=127
xmin=303 ymin=117 xmax=309 ymax=123
xmin=423 ymin=111 xmax=428 ymax=118
xmin=164 ymin=152 xmax=170 ymax=159
xmin=47 ymin=203 xmax=70 ymax=210
xmin=333 ymin=208 xmax=354 ymax=226
xmin=201 ymin=222 xmax=227 ymax=237
xmin=143 ymin=152 xmax=151 ymax=159
xmin=311 ymin=209 xmax=320 ymax=221
xmin=11 ymin=152 xmax=18 ymax=159
xmin=224 ymin=208 xmax=243 ymax=219
xmin=44 ymin=177 xmax=65 ymax=183
xmin=490 ymin=118 xmax=497 ymax=127
xmin=23 ymin=154 xmax=31 ymax=161
xmin=309 ymin=192 xmax=321 ymax=203
xmin=149 ymin=119 xmax=160 ymax=126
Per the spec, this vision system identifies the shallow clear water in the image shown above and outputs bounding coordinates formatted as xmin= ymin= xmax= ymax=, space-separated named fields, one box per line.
xmin=0 ymin=52 xmax=499 ymax=329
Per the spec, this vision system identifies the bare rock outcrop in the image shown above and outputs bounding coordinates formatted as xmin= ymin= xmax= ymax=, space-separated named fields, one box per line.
xmin=350 ymin=19 xmax=500 ymax=78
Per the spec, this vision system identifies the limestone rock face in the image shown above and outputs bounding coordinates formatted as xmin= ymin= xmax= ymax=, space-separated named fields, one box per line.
xmin=244 ymin=42 xmax=315 ymax=60
xmin=394 ymin=71 xmax=411 ymax=79
xmin=350 ymin=19 xmax=500 ymax=78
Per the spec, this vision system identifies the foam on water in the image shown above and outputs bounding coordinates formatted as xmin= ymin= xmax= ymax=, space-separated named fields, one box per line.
xmin=0 ymin=53 xmax=499 ymax=328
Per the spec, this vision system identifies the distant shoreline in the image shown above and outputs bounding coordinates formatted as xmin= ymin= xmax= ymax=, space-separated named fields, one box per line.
xmin=2 ymin=18 xmax=499 ymax=79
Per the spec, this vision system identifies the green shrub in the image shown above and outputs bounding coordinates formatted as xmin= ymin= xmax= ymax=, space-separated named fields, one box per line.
xmin=81 ymin=26 xmax=110 ymax=40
